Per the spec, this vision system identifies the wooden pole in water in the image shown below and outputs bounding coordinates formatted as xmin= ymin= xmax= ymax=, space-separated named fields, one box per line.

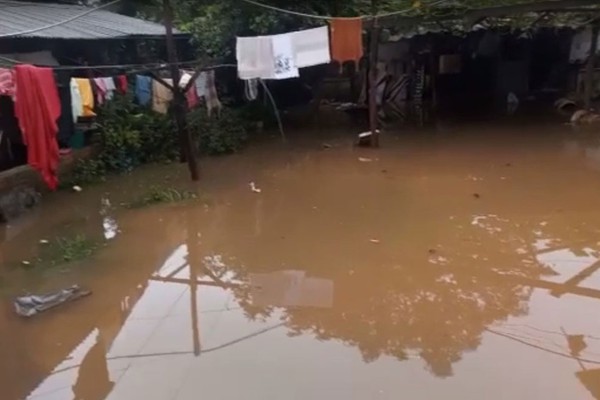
xmin=584 ymin=24 xmax=599 ymax=111
xmin=368 ymin=0 xmax=380 ymax=147
xmin=162 ymin=0 xmax=200 ymax=181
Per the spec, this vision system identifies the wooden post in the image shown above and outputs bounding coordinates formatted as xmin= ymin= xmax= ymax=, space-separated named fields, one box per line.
xmin=163 ymin=0 xmax=199 ymax=181
xmin=368 ymin=20 xmax=381 ymax=147
xmin=584 ymin=24 xmax=599 ymax=111
xmin=429 ymin=38 xmax=437 ymax=110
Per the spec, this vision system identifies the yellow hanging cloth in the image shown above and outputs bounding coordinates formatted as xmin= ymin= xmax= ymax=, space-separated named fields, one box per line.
xmin=74 ymin=78 xmax=96 ymax=117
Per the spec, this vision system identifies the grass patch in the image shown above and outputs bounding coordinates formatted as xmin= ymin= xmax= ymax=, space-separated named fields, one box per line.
xmin=25 ymin=234 xmax=100 ymax=268
xmin=124 ymin=186 xmax=201 ymax=209
xmin=55 ymin=235 xmax=97 ymax=263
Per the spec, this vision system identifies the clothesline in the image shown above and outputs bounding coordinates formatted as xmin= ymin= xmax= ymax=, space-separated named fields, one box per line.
xmin=1 ymin=61 xmax=287 ymax=190
xmin=239 ymin=0 xmax=450 ymax=21
xmin=0 ymin=55 xmax=211 ymax=73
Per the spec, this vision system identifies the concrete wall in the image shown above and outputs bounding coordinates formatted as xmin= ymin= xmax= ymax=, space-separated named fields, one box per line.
xmin=0 ymin=147 xmax=93 ymax=222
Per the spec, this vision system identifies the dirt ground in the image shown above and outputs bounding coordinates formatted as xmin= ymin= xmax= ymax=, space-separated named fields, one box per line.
xmin=1 ymin=119 xmax=600 ymax=400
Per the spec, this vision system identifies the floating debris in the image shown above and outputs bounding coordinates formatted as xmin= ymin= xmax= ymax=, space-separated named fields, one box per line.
xmin=14 ymin=285 xmax=91 ymax=317
xmin=250 ymin=182 xmax=262 ymax=193
xmin=356 ymin=130 xmax=380 ymax=147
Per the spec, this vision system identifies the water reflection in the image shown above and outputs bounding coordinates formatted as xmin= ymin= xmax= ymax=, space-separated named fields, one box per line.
xmin=5 ymin=129 xmax=600 ymax=399
xmin=25 ymin=211 xmax=600 ymax=399
xmin=21 ymin=231 xmax=600 ymax=399
xmin=249 ymin=270 xmax=334 ymax=309
xmin=100 ymin=198 xmax=119 ymax=240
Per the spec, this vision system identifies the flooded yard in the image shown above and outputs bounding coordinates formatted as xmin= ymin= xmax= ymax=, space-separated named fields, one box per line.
xmin=2 ymin=121 xmax=600 ymax=399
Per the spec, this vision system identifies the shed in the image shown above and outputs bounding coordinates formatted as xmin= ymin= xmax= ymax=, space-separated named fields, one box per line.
xmin=0 ymin=1 xmax=191 ymax=174
xmin=0 ymin=1 xmax=184 ymax=40
xmin=0 ymin=1 xmax=190 ymax=66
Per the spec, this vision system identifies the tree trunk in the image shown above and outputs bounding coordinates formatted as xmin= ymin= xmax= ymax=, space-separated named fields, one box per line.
xmin=368 ymin=20 xmax=381 ymax=147
xmin=584 ymin=24 xmax=599 ymax=111
xmin=163 ymin=0 xmax=199 ymax=181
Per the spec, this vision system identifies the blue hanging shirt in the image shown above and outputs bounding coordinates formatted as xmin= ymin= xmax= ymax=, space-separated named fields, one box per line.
xmin=135 ymin=75 xmax=152 ymax=106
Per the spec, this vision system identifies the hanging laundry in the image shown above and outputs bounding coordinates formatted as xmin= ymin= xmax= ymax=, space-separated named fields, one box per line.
xmin=93 ymin=78 xmax=107 ymax=105
xmin=115 ymin=75 xmax=128 ymax=94
xmin=177 ymin=72 xmax=199 ymax=109
xmin=152 ymin=78 xmax=173 ymax=114
xmin=203 ymin=71 xmax=222 ymax=117
xmin=292 ymin=26 xmax=331 ymax=68
xmin=103 ymin=77 xmax=116 ymax=100
xmin=135 ymin=75 xmax=152 ymax=106
xmin=570 ymin=27 xmax=600 ymax=63
xmin=74 ymin=78 xmax=96 ymax=117
xmin=70 ymin=78 xmax=83 ymax=122
xmin=195 ymin=71 xmax=207 ymax=98
xmin=329 ymin=18 xmax=363 ymax=66
xmin=244 ymin=78 xmax=259 ymax=101
xmin=0 ymin=68 xmax=15 ymax=99
xmin=271 ymin=33 xmax=299 ymax=80
xmin=179 ymin=71 xmax=192 ymax=88
xmin=236 ymin=36 xmax=276 ymax=80
xmin=186 ymin=86 xmax=199 ymax=109
xmin=54 ymin=71 xmax=75 ymax=147
xmin=13 ymin=65 xmax=61 ymax=190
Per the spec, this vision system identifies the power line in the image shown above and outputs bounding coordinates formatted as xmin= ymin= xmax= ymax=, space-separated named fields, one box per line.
xmin=486 ymin=328 xmax=600 ymax=365
xmin=376 ymin=0 xmax=450 ymax=18
xmin=240 ymin=0 xmax=335 ymax=20
xmin=239 ymin=0 xmax=450 ymax=20
xmin=0 ymin=0 xmax=122 ymax=38
xmin=502 ymin=322 xmax=600 ymax=342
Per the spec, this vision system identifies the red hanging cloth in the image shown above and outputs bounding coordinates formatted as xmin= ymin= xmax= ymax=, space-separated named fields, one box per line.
xmin=186 ymin=86 xmax=199 ymax=109
xmin=116 ymin=75 xmax=128 ymax=94
xmin=14 ymin=65 xmax=61 ymax=190
xmin=0 ymin=68 xmax=15 ymax=98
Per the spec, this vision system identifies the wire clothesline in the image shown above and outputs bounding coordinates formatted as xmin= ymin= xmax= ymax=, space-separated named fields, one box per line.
xmin=0 ymin=55 xmax=230 ymax=73
xmin=239 ymin=0 xmax=450 ymax=20
xmin=0 ymin=0 xmax=449 ymax=41
xmin=0 ymin=56 xmax=286 ymax=140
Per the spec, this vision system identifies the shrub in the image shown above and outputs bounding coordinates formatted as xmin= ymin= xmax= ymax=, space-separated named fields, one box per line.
xmin=188 ymin=107 xmax=248 ymax=155
xmin=96 ymin=95 xmax=178 ymax=168
xmin=68 ymin=95 xmax=178 ymax=185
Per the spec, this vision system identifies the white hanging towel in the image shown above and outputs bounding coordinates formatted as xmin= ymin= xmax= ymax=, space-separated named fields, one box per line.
xmin=292 ymin=26 xmax=331 ymax=68
xmin=236 ymin=36 xmax=275 ymax=80
xmin=103 ymin=77 xmax=116 ymax=100
xmin=570 ymin=27 xmax=600 ymax=63
xmin=69 ymin=78 xmax=82 ymax=123
xmin=195 ymin=71 xmax=207 ymax=97
xmin=271 ymin=33 xmax=299 ymax=80
xmin=179 ymin=71 xmax=192 ymax=88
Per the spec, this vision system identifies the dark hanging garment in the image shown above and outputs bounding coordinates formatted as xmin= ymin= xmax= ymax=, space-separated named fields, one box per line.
xmin=115 ymin=75 xmax=127 ymax=94
xmin=0 ymin=97 xmax=26 ymax=170
xmin=54 ymin=71 xmax=74 ymax=147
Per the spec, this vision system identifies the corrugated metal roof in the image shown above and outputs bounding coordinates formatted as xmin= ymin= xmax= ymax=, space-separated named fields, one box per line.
xmin=0 ymin=1 xmax=184 ymax=39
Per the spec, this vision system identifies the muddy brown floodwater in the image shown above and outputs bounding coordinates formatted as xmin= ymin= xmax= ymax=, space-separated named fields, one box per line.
xmin=2 ymin=121 xmax=600 ymax=400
